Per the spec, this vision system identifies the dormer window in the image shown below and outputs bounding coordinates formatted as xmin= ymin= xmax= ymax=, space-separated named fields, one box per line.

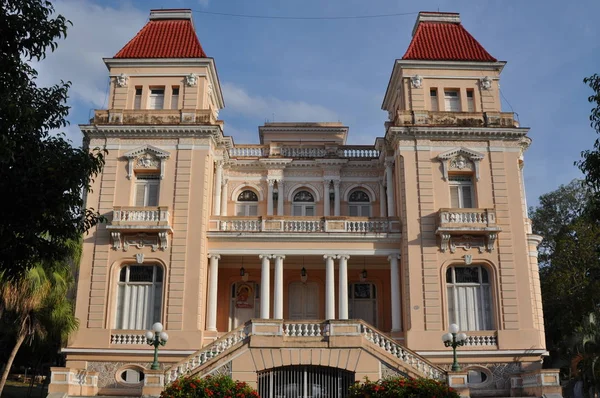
xmin=444 ymin=90 xmax=460 ymax=112
xmin=134 ymin=87 xmax=142 ymax=109
xmin=148 ymin=87 xmax=165 ymax=110
xmin=171 ymin=86 xmax=180 ymax=110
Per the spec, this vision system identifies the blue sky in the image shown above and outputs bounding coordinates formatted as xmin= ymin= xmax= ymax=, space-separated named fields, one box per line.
xmin=36 ymin=0 xmax=600 ymax=206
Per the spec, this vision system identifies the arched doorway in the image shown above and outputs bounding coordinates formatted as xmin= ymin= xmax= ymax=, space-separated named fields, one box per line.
xmin=258 ymin=365 xmax=354 ymax=398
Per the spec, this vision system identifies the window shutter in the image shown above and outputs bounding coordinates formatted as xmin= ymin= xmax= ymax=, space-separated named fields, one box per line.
xmin=248 ymin=205 xmax=258 ymax=216
xmin=147 ymin=183 xmax=159 ymax=206
xmin=235 ymin=204 xmax=245 ymax=216
xmin=361 ymin=205 xmax=371 ymax=217
xmin=450 ymin=186 xmax=460 ymax=208
xmin=292 ymin=205 xmax=302 ymax=216
xmin=135 ymin=184 xmax=146 ymax=207
xmin=461 ymin=186 xmax=473 ymax=208
xmin=349 ymin=205 xmax=358 ymax=217
xmin=305 ymin=206 xmax=315 ymax=216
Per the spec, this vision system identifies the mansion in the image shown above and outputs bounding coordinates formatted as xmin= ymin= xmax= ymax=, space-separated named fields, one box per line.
xmin=48 ymin=9 xmax=561 ymax=398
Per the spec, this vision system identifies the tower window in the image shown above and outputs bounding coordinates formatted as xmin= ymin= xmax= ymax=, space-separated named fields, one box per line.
xmin=171 ymin=86 xmax=180 ymax=110
xmin=449 ymin=175 xmax=474 ymax=208
xmin=148 ymin=88 xmax=165 ymax=110
xmin=134 ymin=87 xmax=142 ymax=110
xmin=430 ymin=88 xmax=439 ymax=112
xmin=467 ymin=89 xmax=475 ymax=112
xmin=444 ymin=90 xmax=461 ymax=112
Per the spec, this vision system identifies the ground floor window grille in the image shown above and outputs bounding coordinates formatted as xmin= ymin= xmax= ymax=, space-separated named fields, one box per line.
xmin=258 ymin=365 xmax=354 ymax=398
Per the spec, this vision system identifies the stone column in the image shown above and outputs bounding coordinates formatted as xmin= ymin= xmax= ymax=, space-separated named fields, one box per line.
xmin=379 ymin=178 xmax=387 ymax=217
xmin=338 ymin=255 xmax=350 ymax=320
xmin=324 ymin=255 xmax=336 ymax=320
xmin=333 ymin=180 xmax=341 ymax=216
xmin=267 ymin=179 xmax=274 ymax=216
xmin=323 ymin=180 xmax=331 ymax=216
xmin=388 ymin=254 xmax=401 ymax=332
xmin=206 ymin=254 xmax=220 ymax=331
xmin=220 ymin=178 xmax=228 ymax=216
xmin=213 ymin=161 xmax=223 ymax=216
xmin=273 ymin=255 xmax=285 ymax=319
xmin=259 ymin=255 xmax=271 ymax=319
xmin=277 ymin=180 xmax=284 ymax=216
xmin=385 ymin=159 xmax=395 ymax=217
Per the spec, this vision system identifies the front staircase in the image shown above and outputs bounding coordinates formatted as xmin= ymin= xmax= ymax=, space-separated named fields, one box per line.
xmin=165 ymin=319 xmax=445 ymax=383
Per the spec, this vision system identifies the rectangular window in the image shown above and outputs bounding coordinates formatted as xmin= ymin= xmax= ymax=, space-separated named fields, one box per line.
xmin=467 ymin=89 xmax=474 ymax=112
xmin=134 ymin=87 xmax=142 ymax=110
xmin=292 ymin=205 xmax=315 ymax=216
xmin=171 ymin=86 xmax=179 ymax=110
xmin=349 ymin=205 xmax=371 ymax=217
xmin=430 ymin=88 xmax=439 ymax=112
xmin=444 ymin=90 xmax=461 ymax=112
xmin=134 ymin=174 xmax=160 ymax=206
xmin=449 ymin=175 xmax=474 ymax=208
xmin=236 ymin=204 xmax=258 ymax=216
xmin=148 ymin=88 xmax=165 ymax=110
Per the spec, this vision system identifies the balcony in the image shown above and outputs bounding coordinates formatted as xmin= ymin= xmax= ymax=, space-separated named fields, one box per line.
xmin=227 ymin=145 xmax=380 ymax=159
xmin=107 ymin=206 xmax=172 ymax=251
xmin=436 ymin=208 xmax=501 ymax=253
xmin=92 ymin=109 xmax=216 ymax=125
xmin=392 ymin=110 xmax=518 ymax=128
xmin=209 ymin=216 xmax=400 ymax=239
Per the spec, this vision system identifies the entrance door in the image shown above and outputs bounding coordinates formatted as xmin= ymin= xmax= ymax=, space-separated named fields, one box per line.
xmin=229 ymin=282 xmax=260 ymax=330
xmin=288 ymin=282 xmax=319 ymax=319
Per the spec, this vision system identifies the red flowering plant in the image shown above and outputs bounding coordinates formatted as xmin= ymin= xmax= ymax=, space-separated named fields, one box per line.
xmin=349 ymin=376 xmax=460 ymax=398
xmin=160 ymin=374 xmax=260 ymax=398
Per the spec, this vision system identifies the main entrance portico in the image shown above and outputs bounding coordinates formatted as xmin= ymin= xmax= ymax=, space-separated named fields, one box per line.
xmin=205 ymin=252 xmax=402 ymax=336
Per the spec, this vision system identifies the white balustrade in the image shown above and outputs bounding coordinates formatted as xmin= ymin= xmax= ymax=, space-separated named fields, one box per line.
xmin=338 ymin=147 xmax=380 ymax=158
xmin=110 ymin=333 xmax=147 ymax=345
xmin=439 ymin=209 xmax=494 ymax=225
xmin=345 ymin=220 xmax=389 ymax=233
xmin=221 ymin=219 xmax=261 ymax=232
xmin=166 ymin=323 xmax=251 ymax=383
xmin=283 ymin=322 xmax=324 ymax=337
xmin=463 ymin=334 xmax=497 ymax=346
xmin=229 ymin=146 xmax=268 ymax=157
xmin=281 ymin=147 xmax=327 ymax=158
xmin=360 ymin=323 xmax=445 ymax=380
xmin=113 ymin=208 xmax=169 ymax=223
xmin=283 ymin=220 xmax=324 ymax=232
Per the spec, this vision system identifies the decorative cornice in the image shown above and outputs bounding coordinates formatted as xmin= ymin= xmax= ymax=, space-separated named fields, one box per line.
xmin=80 ymin=124 xmax=222 ymax=138
xmin=386 ymin=126 xmax=529 ymax=143
xmin=123 ymin=144 xmax=170 ymax=159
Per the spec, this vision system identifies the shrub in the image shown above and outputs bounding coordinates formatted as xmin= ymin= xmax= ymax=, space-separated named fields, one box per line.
xmin=348 ymin=376 xmax=460 ymax=398
xmin=160 ymin=374 xmax=260 ymax=398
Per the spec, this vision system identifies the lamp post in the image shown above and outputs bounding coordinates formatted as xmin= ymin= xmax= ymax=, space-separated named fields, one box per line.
xmin=146 ymin=322 xmax=169 ymax=370
xmin=442 ymin=323 xmax=467 ymax=371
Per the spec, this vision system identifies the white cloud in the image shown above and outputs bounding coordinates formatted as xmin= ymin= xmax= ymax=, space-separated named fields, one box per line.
xmin=222 ymin=82 xmax=338 ymax=122
xmin=34 ymin=0 xmax=146 ymax=110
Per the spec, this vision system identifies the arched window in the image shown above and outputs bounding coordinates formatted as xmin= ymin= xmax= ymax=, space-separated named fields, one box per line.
xmin=348 ymin=282 xmax=377 ymax=326
xmin=446 ymin=266 xmax=493 ymax=331
xmin=292 ymin=190 xmax=315 ymax=216
xmin=236 ymin=190 xmax=258 ymax=216
xmin=348 ymin=189 xmax=371 ymax=217
xmin=115 ymin=265 xmax=163 ymax=330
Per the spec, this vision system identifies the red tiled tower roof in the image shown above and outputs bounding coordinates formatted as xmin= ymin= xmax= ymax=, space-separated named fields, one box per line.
xmin=402 ymin=12 xmax=496 ymax=62
xmin=114 ymin=9 xmax=206 ymax=58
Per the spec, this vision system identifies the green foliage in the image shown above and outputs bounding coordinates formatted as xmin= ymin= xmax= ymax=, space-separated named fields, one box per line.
xmin=160 ymin=374 xmax=260 ymax=398
xmin=348 ymin=376 xmax=459 ymax=398
xmin=577 ymin=74 xmax=600 ymax=221
xmin=530 ymin=181 xmax=600 ymax=352
xmin=0 ymin=0 xmax=106 ymax=278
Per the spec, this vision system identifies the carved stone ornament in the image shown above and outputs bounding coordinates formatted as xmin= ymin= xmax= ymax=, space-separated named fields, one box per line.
xmin=480 ymin=76 xmax=492 ymax=90
xmin=135 ymin=253 xmax=144 ymax=264
xmin=437 ymin=147 xmax=484 ymax=181
xmin=410 ymin=75 xmax=423 ymax=89
xmin=439 ymin=234 xmax=494 ymax=253
xmin=186 ymin=73 xmax=198 ymax=87
xmin=136 ymin=153 xmax=159 ymax=169
xmin=124 ymin=144 xmax=170 ymax=179
xmin=111 ymin=231 xmax=121 ymax=250
xmin=123 ymin=233 xmax=159 ymax=251
xmin=116 ymin=73 xmax=128 ymax=88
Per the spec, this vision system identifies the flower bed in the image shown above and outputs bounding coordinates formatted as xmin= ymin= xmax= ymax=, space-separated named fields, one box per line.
xmin=349 ymin=376 xmax=460 ymax=398
xmin=160 ymin=374 xmax=260 ymax=398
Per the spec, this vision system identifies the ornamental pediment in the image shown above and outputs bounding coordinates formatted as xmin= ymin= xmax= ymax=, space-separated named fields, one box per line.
xmin=437 ymin=147 xmax=484 ymax=181
xmin=124 ymin=145 xmax=170 ymax=179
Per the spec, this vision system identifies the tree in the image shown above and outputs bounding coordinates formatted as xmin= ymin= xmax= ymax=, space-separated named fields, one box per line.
xmin=0 ymin=241 xmax=80 ymax=396
xmin=530 ymin=181 xmax=600 ymax=350
xmin=0 ymin=0 xmax=106 ymax=278
xmin=577 ymin=74 xmax=600 ymax=220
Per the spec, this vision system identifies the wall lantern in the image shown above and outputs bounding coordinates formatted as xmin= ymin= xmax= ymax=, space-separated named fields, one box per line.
xmin=360 ymin=269 xmax=368 ymax=282
xmin=273 ymin=185 xmax=279 ymax=202
xmin=329 ymin=182 xmax=335 ymax=202
xmin=301 ymin=267 xmax=308 ymax=283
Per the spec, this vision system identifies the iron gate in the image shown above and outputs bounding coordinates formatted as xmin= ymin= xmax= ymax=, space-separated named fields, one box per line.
xmin=258 ymin=365 xmax=354 ymax=398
